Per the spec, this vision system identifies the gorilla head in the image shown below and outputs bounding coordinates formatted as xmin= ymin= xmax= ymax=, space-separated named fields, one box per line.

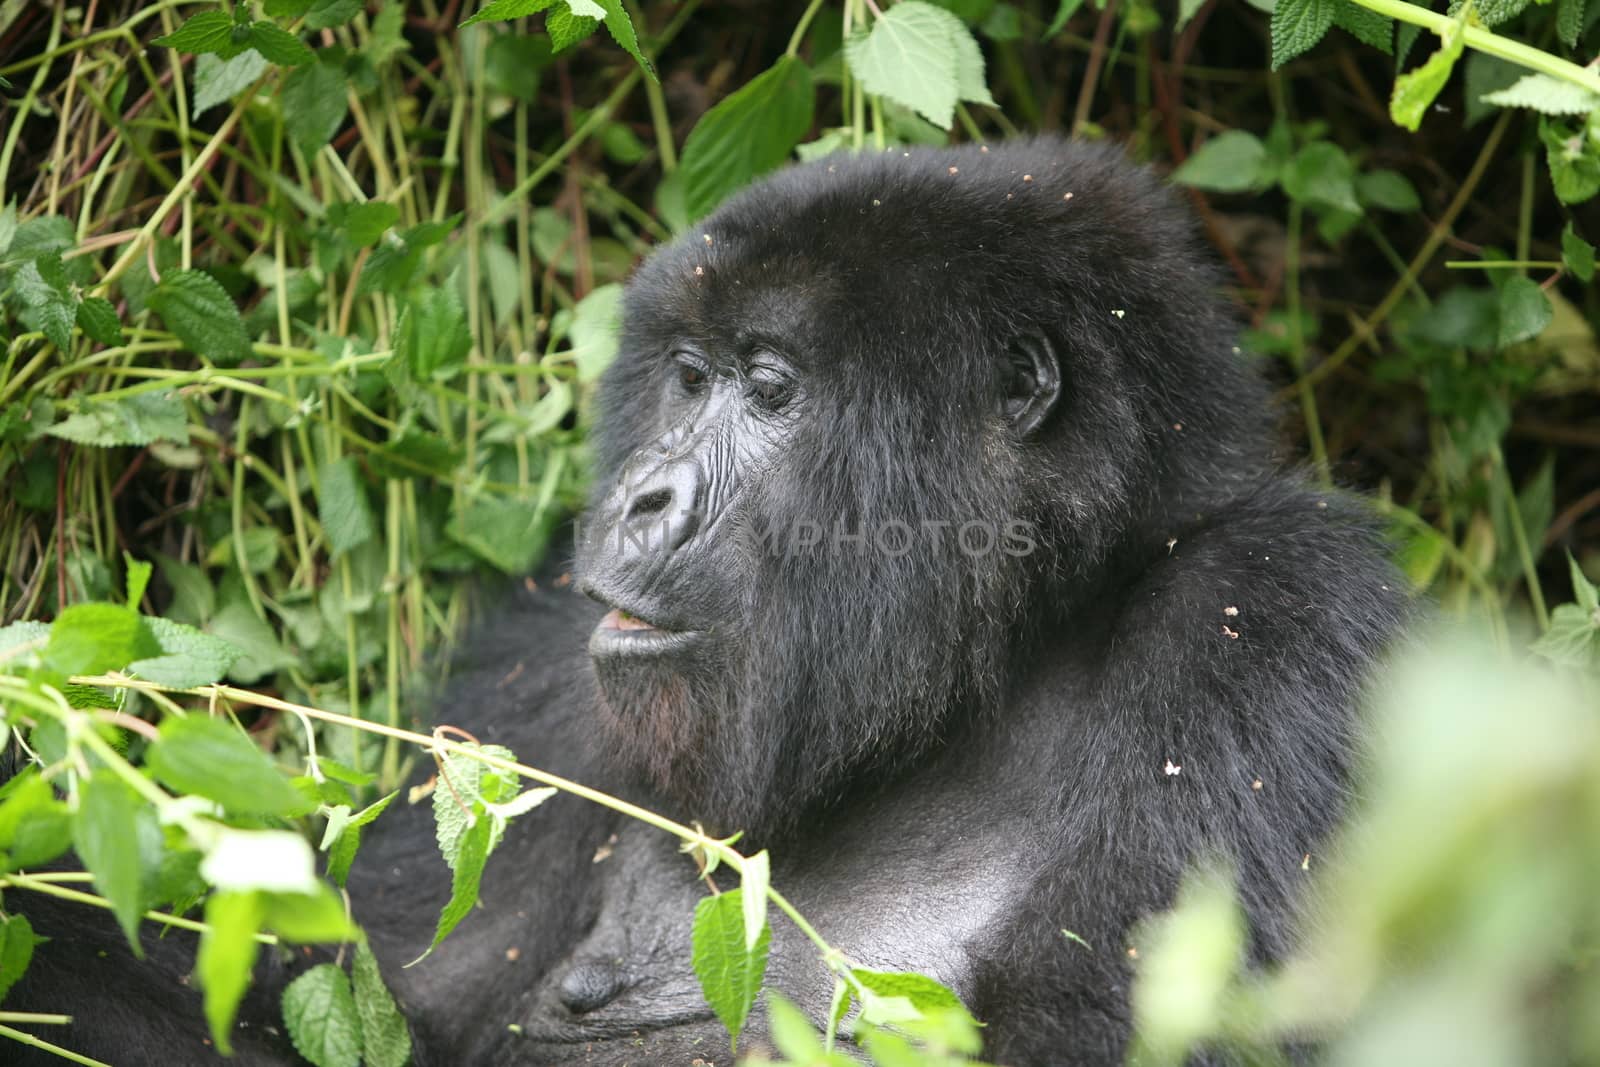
xmin=577 ymin=139 xmax=1273 ymax=835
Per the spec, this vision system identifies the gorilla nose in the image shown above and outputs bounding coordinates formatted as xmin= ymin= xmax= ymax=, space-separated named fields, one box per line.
xmin=557 ymin=959 xmax=629 ymax=1014
xmin=620 ymin=460 xmax=702 ymax=551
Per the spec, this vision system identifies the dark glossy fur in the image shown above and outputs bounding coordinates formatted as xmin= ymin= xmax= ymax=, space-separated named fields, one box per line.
xmin=10 ymin=139 xmax=1406 ymax=1066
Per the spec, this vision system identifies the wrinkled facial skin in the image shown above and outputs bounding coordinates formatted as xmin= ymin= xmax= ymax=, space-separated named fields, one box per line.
xmin=575 ymin=139 xmax=1266 ymax=836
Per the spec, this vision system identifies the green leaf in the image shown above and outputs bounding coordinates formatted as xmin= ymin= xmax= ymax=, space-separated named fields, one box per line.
xmin=148 ymin=715 xmax=313 ymax=816
xmin=447 ymin=495 xmax=555 ymax=574
xmin=194 ymin=50 xmax=269 ymax=115
xmin=546 ymin=7 xmax=598 ymax=51
xmin=13 ymin=255 xmax=76 ymax=352
xmin=1357 ymin=169 xmax=1421 ymax=212
xmin=1567 ymin=552 xmax=1600 ymax=613
xmin=1540 ymin=117 xmax=1600 ymax=204
xmin=691 ymin=888 xmax=770 ymax=1051
xmin=1497 ymin=276 xmax=1552 ymax=348
xmin=147 ymin=269 xmax=253 ymax=366
xmin=75 ymin=296 xmax=125 ymax=346
xmin=207 ymin=600 xmax=297 ymax=683
xmin=1389 ymin=16 xmax=1465 ymax=131
xmin=198 ymin=891 xmax=263 ymax=1054
xmin=130 ymin=615 xmax=243 ymax=688
xmin=1558 ymin=0 xmax=1586 ymax=46
xmin=353 ymin=941 xmax=412 ymax=1067
xmin=845 ymin=1 xmax=972 ymax=128
xmin=432 ymin=744 xmax=520 ymax=870
xmin=124 ymin=555 xmax=153 ymax=607
xmin=0 ymin=913 xmax=43 ymax=1005
xmin=265 ymin=0 xmax=315 ymax=15
xmin=283 ymin=964 xmax=362 ymax=1067
xmin=1170 ymin=130 xmax=1267 ymax=193
xmin=44 ymin=602 xmax=160 ymax=676
xmin=1464 ymin=53 xmax=1523 ymax=127
xmin=0 ymin=772 xmax=73 ymax=871
xmin=1282 ymin=142 xmax=1362 ymax=214
xmin=316 ymin=456 xmax=376 ymax=557
xmin=1482 ymin=73 xmax=1600 ymax=115
xmin=1332 ymin=0 xmax=1392 ymax=52
xmin=462 ymin=0 xmax=558 ymax=25
xmin=1562 ymin=223 xmax=1595 ymax=282
xmin=741 ymin=850 xmax=770 ymax=951
xmin=569 ymin=282 xmax=624 ymax=382
xmin=326 ymin=790 xmax=397 ymax=886
xmin=591 ymin=0 xmax=653 ymax=76
xmin=680 ymin=56 xmax=814 ymax=221
xmin=249 ymin=22 xmax=316 ymax=66
xmin=283 ymin=59 xmax=350 ymax=158
xmin=47 ymin=391 xmax=188 ymax=447
xmin=1270 ymin=0 xmax=1336 ymax=68
xmin=1532 ymin=603 xmax=1600 ymax=667
xmin=423 ymin=815 xmax=493 ymax=956
xmin=1044 ymin=0 xmax=1086 ymax=36
xmin=306 ymin=0 xmax=364 ymax=30
xmin=394 ymin=286 xmax=472 ymax=382
xmin=768 ymin=994 xmax=827 ymax=1059
xmin=75 ymin=774 xmax=150 ymax=951
xmin=328 ymin=201 xmax=399 ymax=247
xmin=260 ymin=887 xmax=357 ymax=943
xmin=152 ymin=10 xmax=241 ymax=56
xmin=1462 ymin=0 xmax=1530 ymax=24
xmin=202 ymin=828 xmax=320 ymax=893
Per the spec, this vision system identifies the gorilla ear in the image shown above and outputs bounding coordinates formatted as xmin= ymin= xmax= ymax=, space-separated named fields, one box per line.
xmin=1002 ymin=334 xmax=1063 ymax=437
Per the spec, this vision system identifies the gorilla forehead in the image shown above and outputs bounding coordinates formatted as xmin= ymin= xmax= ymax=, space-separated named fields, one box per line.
xmin=621 ymin=138 xmax=1199 ymax=375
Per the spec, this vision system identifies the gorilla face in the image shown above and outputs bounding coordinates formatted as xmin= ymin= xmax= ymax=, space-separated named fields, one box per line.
xmin=576 ymin=140 xmax=1269 ymax=835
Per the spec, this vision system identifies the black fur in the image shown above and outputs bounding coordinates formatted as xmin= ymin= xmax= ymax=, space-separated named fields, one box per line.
xmin=10 ymin=138 xmax=1406 ymax=1066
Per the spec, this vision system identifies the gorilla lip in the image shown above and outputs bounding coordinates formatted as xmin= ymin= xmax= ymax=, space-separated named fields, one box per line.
xmin=601 ymin=608 xmax=657 ymax=632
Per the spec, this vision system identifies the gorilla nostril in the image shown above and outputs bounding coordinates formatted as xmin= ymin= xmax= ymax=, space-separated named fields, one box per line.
xmin=557 ymin=960 xmax=628 ymax=1014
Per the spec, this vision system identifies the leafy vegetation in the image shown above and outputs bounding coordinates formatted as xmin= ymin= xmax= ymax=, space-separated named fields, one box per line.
xmin=0 ymin=0 xmax=1596 ymax=1064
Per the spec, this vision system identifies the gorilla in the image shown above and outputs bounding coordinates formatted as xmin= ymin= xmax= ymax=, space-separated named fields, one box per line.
xmin=10 ymin=138 xmax=1406 ymax=1066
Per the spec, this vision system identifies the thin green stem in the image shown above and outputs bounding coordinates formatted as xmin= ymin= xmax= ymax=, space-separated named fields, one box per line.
xmin=0 ymin=1024 xmax=112 ymax=1067
xmin=786 ymin=0 xmax=829 ymax=56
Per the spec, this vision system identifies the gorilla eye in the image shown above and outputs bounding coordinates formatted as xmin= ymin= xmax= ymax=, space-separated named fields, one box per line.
xmin=747 ymin=367 xmax=794 ymax=410
xmin=672 ymin=353 xmax=709 ymax=394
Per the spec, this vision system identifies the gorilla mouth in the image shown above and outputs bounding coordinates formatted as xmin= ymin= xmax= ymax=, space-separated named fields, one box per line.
xmin=601 ymin=608 xmax=657 ymax=632
xmin=586 ymin=597 xmax=704 ymax=659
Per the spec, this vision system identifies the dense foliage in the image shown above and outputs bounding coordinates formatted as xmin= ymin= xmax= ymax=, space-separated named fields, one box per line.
xmin=0 ymin=0 xmax=1596 ymax=1064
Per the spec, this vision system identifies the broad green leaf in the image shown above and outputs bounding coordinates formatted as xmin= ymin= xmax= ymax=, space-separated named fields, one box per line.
xmin=1270 ymin=0 xmax=1336 ymax=69
xmin=569 ymin=282 xmax=624 ymax=382
xmin=152 ymin=10 xmax=242 ymax=57
xmin=1282 ymin=142 xmax=1361 ymax=214
xmin=447 ymin=495 xmax=555 ymax=574
xmin=1540 ymin=117 xmax=1600 ymax=204
xmin=1462 ymin=0 xmax=1530 ymax=23
xmin=1332 ymin=0 xmax=1392 ymax=52
xmin=1464 ymin=53 xmax=1523 ymax=127
xmin=44 ymin=602 xmax=160 ymax=676
xmin=741 ymin=850 xmax=770 ymax=951
xmin=198 ymin=890 xmax=264 ymax=1054
xmin=1562 ymin=223 xmax=1595 ymax=282
xmin=691 ymin=888 xmax=770 ymax=1050
xmin=1130 ymin=869 xmax=1246 ymax=1062
xmin=147 ymin=269 xmax=253 ymax=366
xmin=950 ymin=14 xmax=996 ymax=108
xmin=1531 ymin=602 xmax=1600 ymax=667
xmin=0 ymin=201 xmax=16 ymax=257
xmin=265 ymin=0 xmax=316 ymax=15
xmin=353 ymin=941 xmax=412 ymax=1067
xmin=194 ymin=50 xmax=269 ymax=115
xmin=207 ymin=600 xmax=297 ymax=683
xmin=1357 ymin=169 xmax=1421 ymax=212
xmin=306 ymin=0 xmax=364 ymax=30
xmin=1390 ymin=17 xmax=1465 ymax=131
xmin=1558 ymin=0 xmax=1586 ymax=46
xmin=283 ymin=59 xmax=349 ymax=158
xmin=1497 ymin=276 xmax=1552 ymax=348
xmin=1567 ymin=552 xmax=1599 ymax=613
xmin=130 ymin=615 xmax=243 ymax=688
xmin=47 ymin=391 xmax=188 ymax=447
xmin=851 ymin=968 xmax=967 ymax=1015
xmin=394 ymin=286 xmax=471 ymax=382
xmin=249 ymin=23 xmax=316 ymax=66
xmin=13 ymin=255 xmax=76 ymax=352
xmin=327 ymin=790 xmax=397 ymax=886
xmin=432 ymin=744 xmax=519 ymax=869
xmin=462 ymin=0 xmax=559 ymax=25
xmin=124 ymin=554 xmax=153 ymax=607
xmin=75 ymin=774 xmax=150 ymax=951
xmin=148 ymin=715 xmax=312 ymax=816
xmin=0 ymin=772 xmax=73 ymax=871
xmin=328 ymin=201 xmax=399 ymax=247
xmin=0 ymin=913 xmax=42 ymax=1004
xmin=74 ymin=296 xmax=124 ymax=346
xmin=546 ymin=7 xmax=599 ymax=51
xmin=316 ymin=456 xmax=376 ymax=556
xmin=1170 ymin=131 xmax=1267 ymax=193
xmin=424 ymin=815 xmax=493 ymax=955
xmin=282 ymin=964 xmax=362 ymax=1067
xmin=592 ymin=0 xmax=653 ymax=76
xmin=768 ymin=994 xmax=827 ymax=1059
xmin=845 ymin=2 xmax=971 ymax=128
xmin=680 ymin=56 xmax=814 ymax=220
xmin=202 ymin=828 xmax=320 ymax=893
xmin=260 ymin=887 xmax=357 ymax=942
xmin=1482 ymin=73 xmax=1600 ymax=115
